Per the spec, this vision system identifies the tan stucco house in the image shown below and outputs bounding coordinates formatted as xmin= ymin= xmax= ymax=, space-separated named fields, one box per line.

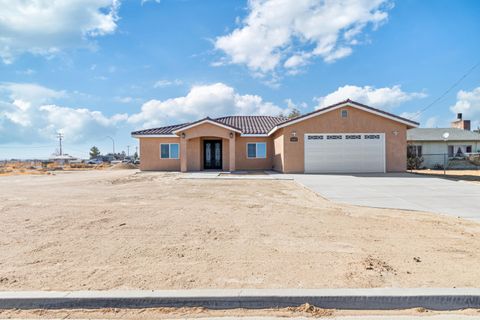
xmin=131 ymin=99 xmax=419 ymax=173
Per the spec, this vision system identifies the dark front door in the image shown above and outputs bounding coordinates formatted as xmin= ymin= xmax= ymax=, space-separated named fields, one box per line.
xmin=204 ymin=140 xmax=222 ymax=170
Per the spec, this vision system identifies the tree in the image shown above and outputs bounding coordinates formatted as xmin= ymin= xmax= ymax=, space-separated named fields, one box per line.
xmin=89 ymin=146 xmax=100 ymax=159
xmin=287 ymin=108 xmax=301 ymax=119
xmin=133 ymin=152 xmax=139 ymax=160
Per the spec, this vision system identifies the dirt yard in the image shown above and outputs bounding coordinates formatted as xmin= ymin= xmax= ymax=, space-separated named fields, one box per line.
xmin=2 ymin=305 xmax=480 ymax=319
xmin=0 ymin=161 xmax=123 ymax=176
xmin=0 ymin=170 xmax=479 ymax=290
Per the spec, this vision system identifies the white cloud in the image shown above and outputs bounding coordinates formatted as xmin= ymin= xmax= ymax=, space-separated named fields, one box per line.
xmin=153 ymin=79 xmax=184 ymax=88
xmin=16 ymin=69 xmax=36 ymax=75
xmin=39 ymin=105 xmax=127 ymax=142
xmin=315 ymin=85 xmax=427 ymax=110
xmin=424 ymin=117 xmax=438 ymax=128
xmin=0 ymin=83 xmax=125 ymax=144
xmin=450 ymin=87 xmax=480 ymax=129
xmin=0 ymin=0 xmax=120 ymax=63
xmin=0 ymin=82 xmax=290 ymax=144
xmin=399 ymin=111 xmax=418 ymax=121
xmin=215 ymin=0 xmax=392 ymax=75
xmin=141 ymin=0 xmax=161 ymax=5
xmin=0 ymin=83 xmax=66 ymax=104
xmin=115 ymin=96 xmax=133 ymax=103
xmin=128 ymin=83 xmax=287 ymax=128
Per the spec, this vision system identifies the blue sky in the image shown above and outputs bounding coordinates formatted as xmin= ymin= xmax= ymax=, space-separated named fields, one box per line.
xmin=1 ymin=0 xmax=479 ymax=159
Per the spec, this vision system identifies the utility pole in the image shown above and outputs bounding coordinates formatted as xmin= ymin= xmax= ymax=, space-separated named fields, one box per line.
xmin=57 ymin=132 xmax=63 ymax=156
xmin=127 ymin=145 xmax=130 ymax=157
xmin=106 ymin=136 xmax=115 ymax=155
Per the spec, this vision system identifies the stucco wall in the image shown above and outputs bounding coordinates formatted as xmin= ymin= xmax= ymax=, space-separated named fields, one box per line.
xmin=272 ymin=129 xmax=284 ymax=172
xmin=222 ymin=138 xmax=230 ymax=171
xmin=235 ymin=136 xmax=274 ymax=170
xmin=179 ymin=122 xmax=232 ymax=140
xmin=137 ymin=106 xmax=409 ymax=173
xmin=186 ymin=137 xmax=201 ymax=171
xmin=139 ymin=137 xmax=181 ymax=171
xmin=280 ymin=106 xmax=408 ymax=173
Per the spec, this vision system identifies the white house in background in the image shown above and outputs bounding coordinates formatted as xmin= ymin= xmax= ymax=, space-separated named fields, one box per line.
xmin=407 ymin=113 xmax=480 ymax=169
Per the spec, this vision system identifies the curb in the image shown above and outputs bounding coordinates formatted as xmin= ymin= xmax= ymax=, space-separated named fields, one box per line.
xmin=0 ymin=289 xmax=479 ymax=310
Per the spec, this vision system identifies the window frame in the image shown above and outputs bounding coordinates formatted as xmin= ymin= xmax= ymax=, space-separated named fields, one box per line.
xmin=341 ymin=109 xmax=348 ymax=118
xmin=246 ymin=142 xmax=267 ymax=159
xmin=160 ymin=143 xmax=180 ymax=159
xmin=407 ymin=145 xmax=422 ymax=157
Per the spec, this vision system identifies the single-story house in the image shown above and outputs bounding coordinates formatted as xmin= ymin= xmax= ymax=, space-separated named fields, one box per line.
xmin=131 ymin=99 xmax=419 ymax=173
xmin=407 ymin=114 xmax=480 ymax=169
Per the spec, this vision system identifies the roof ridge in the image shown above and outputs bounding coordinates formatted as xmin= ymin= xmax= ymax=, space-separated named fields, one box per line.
xmin=214 ymin=115 xmax=286 ymax=119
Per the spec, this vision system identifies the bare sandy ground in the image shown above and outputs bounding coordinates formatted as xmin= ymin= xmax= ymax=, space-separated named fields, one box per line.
xmin=1 ymin=305 xmax=480 ymax=319
xmin=0 ymin=170 xmax=479 ymax=290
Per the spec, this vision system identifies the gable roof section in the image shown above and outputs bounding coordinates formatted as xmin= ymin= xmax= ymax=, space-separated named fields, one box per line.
xmin=268 ymin=99 xmax=419 ymax=135
xmin=131 ymin=123 xmax=188 ymax=136
xmin=171 ymin=117 xmax=243 ymax=134
xmin=407 ymin=128 xmax=480 ymax=141
xmin=132 ymin=115 xmax=287 ymax=137
xmin=215 ymin=115 xmax=288 ymax=135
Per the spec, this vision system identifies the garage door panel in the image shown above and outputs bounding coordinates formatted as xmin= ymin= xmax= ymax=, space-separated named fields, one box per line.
xmin=304 ymin=133 xmax=385 ymax=173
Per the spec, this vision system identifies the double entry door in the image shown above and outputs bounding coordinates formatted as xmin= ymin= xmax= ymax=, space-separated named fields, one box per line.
xmin=203 ymin=140 xmax=222 ymax=170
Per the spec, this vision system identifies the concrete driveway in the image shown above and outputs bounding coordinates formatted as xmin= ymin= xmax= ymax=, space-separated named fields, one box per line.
xmin=291 ymin=173 xmax=480 ymax=221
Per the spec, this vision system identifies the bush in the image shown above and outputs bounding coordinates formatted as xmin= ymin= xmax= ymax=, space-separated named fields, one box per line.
xmin=432 ymin=163 xmax=444 ymax=170
xmin=407 ymin=156 xmax=424 ymax=170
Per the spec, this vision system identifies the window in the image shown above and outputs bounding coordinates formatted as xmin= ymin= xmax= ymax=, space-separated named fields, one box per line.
xmin=247 ymin=142 xmax=267 ymax=159
xmin=327 ymin=135 xmax=342 ymax=140
xmin=407 ymin=145 xmax=422 ymax=157
xmin=466 ymin=145 xmax=472 ymax=153
xmin=448 ymin=145 xmax=454 ymax=157
xmin=160 ymin=143 xmax=179 ymax=159
xmin=308 ymin=135 xmax=323 ymax=140
xmin=341 ymin=109 xmax=348 ymax=118
xmin=364 ymin=134 xmax=380 ymax=139
xmin=346 ymin=135 xmax=361 ymax=140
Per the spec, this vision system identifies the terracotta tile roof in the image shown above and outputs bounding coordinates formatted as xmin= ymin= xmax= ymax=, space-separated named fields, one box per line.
xmin=131 ymin=99 xmax=418 ymax=136
xmin=215 ymin=116 xmax=288 ymax=134
xmin=131 ymin=116 xmax=288 ymax=136
xmin=131 ymin=123 xmax=188 ymax=135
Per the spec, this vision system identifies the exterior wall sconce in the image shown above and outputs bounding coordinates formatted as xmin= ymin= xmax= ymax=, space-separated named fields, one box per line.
xmin=291 ymin=131 xmax=297 ymax=137
xmin=229 ymin=132 xmax=234 ymax=138
xmin=392 ymin=130 xmax=399 ymax=136
xmin=181 ymin=132 xmax=186 ymax=139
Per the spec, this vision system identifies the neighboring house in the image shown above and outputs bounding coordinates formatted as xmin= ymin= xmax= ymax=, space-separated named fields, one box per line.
xmin=407 ymin=114 xmax=480 ymax=169
xmin=131 ymin=99 xmax=418 ymax=173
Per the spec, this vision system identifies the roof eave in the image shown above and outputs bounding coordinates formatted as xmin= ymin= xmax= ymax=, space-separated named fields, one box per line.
xmin=171 ymin=118 xmax=242 ymax=134
xmin=131 ymin=134 xmax=178 ymax=138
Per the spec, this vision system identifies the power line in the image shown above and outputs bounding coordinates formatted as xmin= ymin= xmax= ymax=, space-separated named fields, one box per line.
xmin=409 ymin=61 xmax=480 ymax=120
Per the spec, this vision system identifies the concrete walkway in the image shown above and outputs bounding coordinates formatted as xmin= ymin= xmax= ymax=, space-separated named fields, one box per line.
xmin=290 ymin=173 xmax=480 ymax=221
xmin=181 ymin=171 xmax=292 ymax=180
xmin=1 ymin=288 xmax=479 ymax=310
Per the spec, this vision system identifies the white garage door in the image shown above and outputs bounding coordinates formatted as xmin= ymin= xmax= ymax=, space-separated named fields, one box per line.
xmin=304 ymin=133 xmax=386 ymax=173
